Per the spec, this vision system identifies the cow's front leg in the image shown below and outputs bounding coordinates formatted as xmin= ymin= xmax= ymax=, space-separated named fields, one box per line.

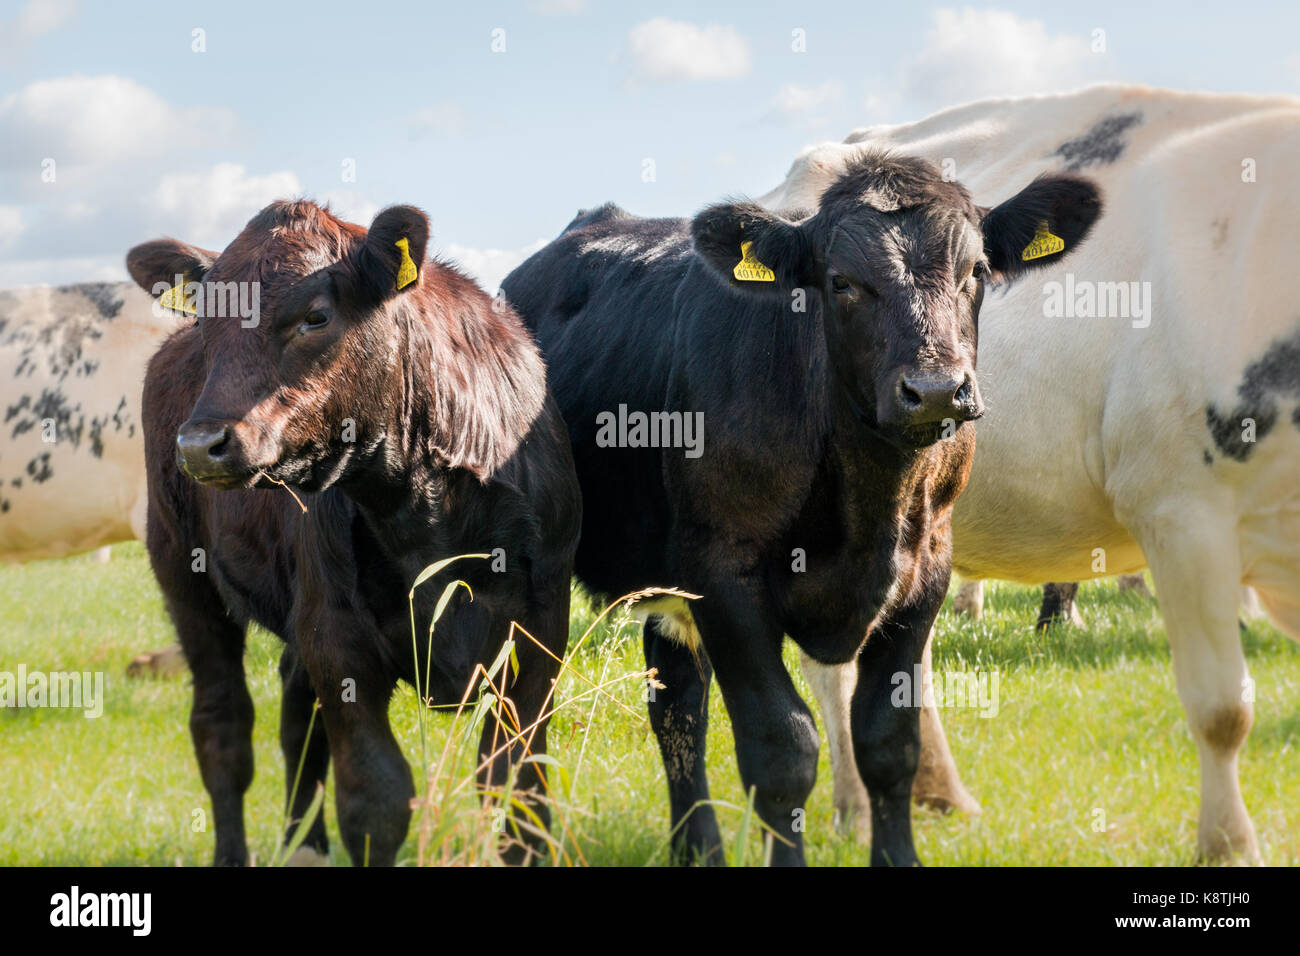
xmin=851 ymin=579 xmax=949 ymax=867
xmin=278 ymin=644 xmax=330 ymax=863
xmin=688 ymin=572 xmax=819 ymax=867
xmin=476 ymin=593 xmax=570 ymax=865
xmin=161 ymin=581 xmax=253 ymax=866
xmin=298 ymin=614 xmax=411 ymax=867
xmin=1131 ymin=507 xmax=1259 ymax=862
xmin=801 ymin=638 xmax=979 ymax=839
xmin=645 ymin=615 xmax=723 ymax=864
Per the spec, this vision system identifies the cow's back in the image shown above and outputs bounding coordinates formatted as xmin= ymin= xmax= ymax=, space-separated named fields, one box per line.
xmin=0 ymin=282 xmax=179 ymax=561
xmin=502 ymin=208 xmax=691 ymax=597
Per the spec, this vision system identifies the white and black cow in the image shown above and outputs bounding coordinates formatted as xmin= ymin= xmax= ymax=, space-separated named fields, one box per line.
xmin=1 ymin=282 xmax=179 ymax=560
xmin=1 ymin=282 xmax=187 ymax=676
xmin=768 ymin=84 xmax=1300 ymax=862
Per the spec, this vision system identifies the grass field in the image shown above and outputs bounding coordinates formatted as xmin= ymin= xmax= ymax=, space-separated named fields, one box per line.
xmin=1 ymin=542 xmax=1296 ymax=866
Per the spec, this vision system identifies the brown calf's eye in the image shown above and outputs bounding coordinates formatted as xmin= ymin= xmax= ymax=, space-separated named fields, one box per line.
xmin=299 ymin=311 xmax=330 ymax=333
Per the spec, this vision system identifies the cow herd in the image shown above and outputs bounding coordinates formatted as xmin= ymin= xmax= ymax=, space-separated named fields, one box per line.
xmin=3 ymin=84 xmax=1298 ymax=866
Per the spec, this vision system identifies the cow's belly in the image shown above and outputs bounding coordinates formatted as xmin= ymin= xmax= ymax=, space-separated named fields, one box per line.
xmin=951 ymin=491 xmax=1144 ymax=583
xmin=946 ymin=298 xmax=1146 ymax=584
xmin=0 ymin=454 xmax=137 ymax=561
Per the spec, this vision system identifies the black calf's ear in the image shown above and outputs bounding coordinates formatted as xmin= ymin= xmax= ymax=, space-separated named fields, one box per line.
xmin=691 ymin=201 xmax=815 ymax=291
xmin=125 ymin=240 xmax=218 ymax=314
xmin=981 ymin=174 xmax=1103 ymax=282
xmin=359 ymin=205 xmax=431 ymax=300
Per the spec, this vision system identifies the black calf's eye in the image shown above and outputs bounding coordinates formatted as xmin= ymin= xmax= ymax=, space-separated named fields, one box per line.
xmin=831 ymin=274 xmax=852 ymax=294
xmin=299 ymin=311 xmax=330 ymax=333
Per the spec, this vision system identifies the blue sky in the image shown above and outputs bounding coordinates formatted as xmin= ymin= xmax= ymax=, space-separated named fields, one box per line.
xmin=2 ymin=0 xmax=1298 ymax=289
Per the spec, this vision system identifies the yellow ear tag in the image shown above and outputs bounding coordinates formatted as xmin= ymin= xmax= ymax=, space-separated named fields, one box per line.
xmin=394 ymin=237 xmax=418 ymax=290
xmin=733 ymin=240 xmax=775 ymax=282
xmin=1021 ymin=220 xmax=1065 ymax=261
xmin=158 ymin=281 xmax=197 ymax=315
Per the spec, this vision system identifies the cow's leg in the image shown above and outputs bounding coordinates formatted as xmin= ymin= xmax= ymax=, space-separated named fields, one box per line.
xmin=647 ymin=617 xmax=723 ymax=864
xmin=164 ymin=590 xmax=253 ymax=866
xmin=1118 ymin=572 xmax=1152 ymax=597
xmin=799 ymin=652 xmax=870 ymax=841
xmin=1036 ymin=581 xmax=1082 ymax=630
xmin=1240 ymin=586 xmax=1265 ymax=623
xmin=476 ymin=594 xmax=570 ymax=865
xmin=911 ymin=639 xmax=981 ymax=814
xmin=125 ymin=642 xmax=187 ymax=679
xmin=851 ymin=577 xmax=949 ymax=867
xmin=688 ymin=575 xmax=818 ymax=867
xmin=951 ymin=577 xmax=984 ymax=618
xmin=1136 ymin=511 xmax=1259 ymax=862
xmin=802 ymin=641 xmax=979 ymax=835
xmin=279 ymin=644 xmax=330 ymax=862
xmin=300 ymin=626 xmax=411 ymax=867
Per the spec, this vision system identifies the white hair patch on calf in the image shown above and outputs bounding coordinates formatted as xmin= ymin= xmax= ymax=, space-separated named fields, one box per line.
xmin=632 ymin=595 xmax=702 ymax=652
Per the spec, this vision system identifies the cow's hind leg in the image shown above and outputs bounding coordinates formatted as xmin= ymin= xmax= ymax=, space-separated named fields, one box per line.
xmin=646 ymin=616 xmax=723 ymax=864
xmin=1135 ymin=509 xmax=1259 ymax=862
xmin=800 ymin=652 xmax=871 ymax=842
xmin=279 ymin=644 xmax=330 ymax=863
xmin=911 ymin=639 xmax=981 ymax=814
xmin=1036 ymin=582 xmax=1083 ymax=630
xmin=951 ymin=577 xmax=984 ymax=618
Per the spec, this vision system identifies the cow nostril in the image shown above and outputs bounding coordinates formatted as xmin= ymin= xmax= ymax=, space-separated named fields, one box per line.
xmin=177 ymin=423 xmax=233 ymax=465
xmin=207 ymin=431 xmax=230 ymax=460
xmin=898 ymin=380 xmax=924 ymax=410
xmin=954 ymin=375 xmax=973 ymax=406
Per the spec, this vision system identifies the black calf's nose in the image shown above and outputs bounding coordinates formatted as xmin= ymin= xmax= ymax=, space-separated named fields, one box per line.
xmin=894 ymin=370 xmax=977 ymax=426
xmin=176 ymin=421 xmax=231 ymax=475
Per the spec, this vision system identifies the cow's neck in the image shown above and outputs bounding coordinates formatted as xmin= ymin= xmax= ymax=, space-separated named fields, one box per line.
xmin=824 ymin=383 xmax=925 ymax=554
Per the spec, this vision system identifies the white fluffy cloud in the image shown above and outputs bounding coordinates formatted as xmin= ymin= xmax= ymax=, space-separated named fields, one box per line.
xmin=763 ymin=81 xmax=843 ymax=126
xmin=0 ymin=74 xmax=236 ymax=171
xmin=529 ymin=0 xmax=586 ymax=13
xmin=408 ymin=102 xmax=468 ymax=138
xmin=441 ymin=239 xmax=547 ymax=294
xmin=0 ymin=206 xmax=25 ymax=252
xmin=900 ymin=8 xmax=1102 ymax=109
xmin=626 ymin=18 xmax=751 ymax=82
xmin=152 ymin=164 xmax=303 ymax=250
xmin=0 ymin=0 xmax=77 ymax=61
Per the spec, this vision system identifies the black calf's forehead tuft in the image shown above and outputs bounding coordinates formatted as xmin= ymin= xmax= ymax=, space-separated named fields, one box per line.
xmin=818 ymin=150 xmax=979 ymax=219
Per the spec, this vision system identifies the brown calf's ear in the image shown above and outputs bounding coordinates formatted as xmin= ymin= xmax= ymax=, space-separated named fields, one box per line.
xmin=125 ymin=239 xmax=218 ymax=304
xmin=981 ymin=174 xmax=1103 ymax=282
xmin=359 ymin=205 xmax=431 ymax=301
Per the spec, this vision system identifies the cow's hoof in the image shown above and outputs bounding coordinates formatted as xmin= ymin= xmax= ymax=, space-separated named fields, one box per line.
xmin=1197 ymin=826 xmax=1261 ymax=866
xmin=284 ymin=846 xmax=331 ymax=867
xmin=125 ymin=643 xmax=187 ymax=679
xmin=914 ymin=784 xmax=982 ymax=816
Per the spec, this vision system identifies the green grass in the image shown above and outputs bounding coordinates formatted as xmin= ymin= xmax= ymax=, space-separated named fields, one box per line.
xmin=1 ymin=543 xmax=1296 ymax=865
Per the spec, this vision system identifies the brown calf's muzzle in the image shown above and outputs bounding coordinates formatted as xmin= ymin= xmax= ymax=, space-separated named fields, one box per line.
xmin=176 ymin=417 xmax=277 ymax=488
